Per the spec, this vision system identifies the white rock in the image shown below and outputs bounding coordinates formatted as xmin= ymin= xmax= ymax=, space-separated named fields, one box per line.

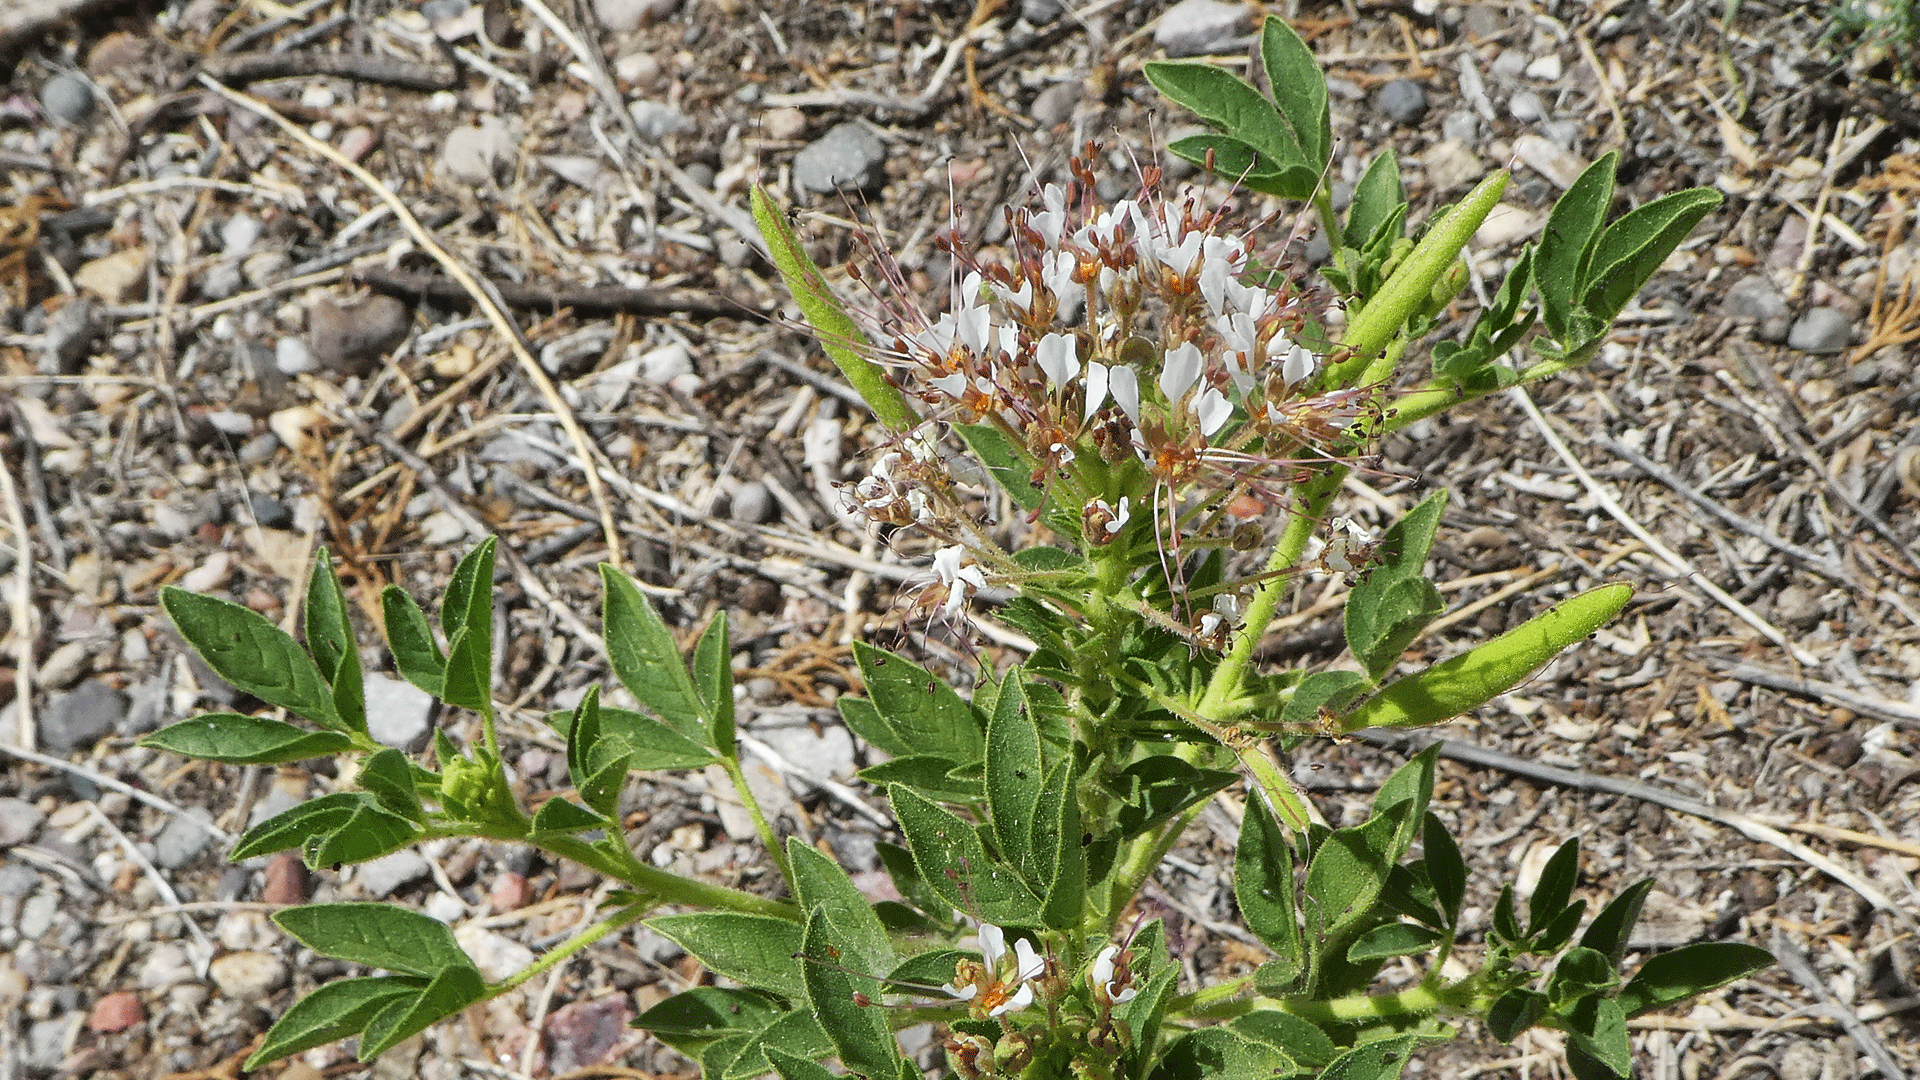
xmin=454 ymin=924 xmax=535 ymax=981
xmin=274 ymin=336 xmax=314 ymax=375
xmin=210 ymin=951 xmax=288 ymax=999
xmin=440 ymin=117 xmax=515 ymax=185
xmin=221 ymin=215 xmax=263 ymax=257
xmin=1153 ymin=0 xmax=1247 ymax=57
xmin=638 ymin=341 xmax=692 ymax=385
xmin=137 ymin=942 xmax=197 ymax=991
xmin=362 ymin=672 xmax=435 ymax=749
xmin=354 ymin=851 xmax=430 ymax=898
xmin=1512 ymin=134 xmax=1586 ymax=189
xmin=1524 ymin=54 xmax=1563 ymax=81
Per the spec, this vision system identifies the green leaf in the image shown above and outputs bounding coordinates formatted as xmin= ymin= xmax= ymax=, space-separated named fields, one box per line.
xmin=647 ymin=912 xmax=806 ymax=999
xmin=273 ymin=903 xmax=472 ymax=977
xmin=1344 ymin=490 xmax=1448 ymax=680
xmin=1320 ymin=1034 xmax=1417 ymax=1080
xmin=1151 ymin=1027 xmax=1293 ymax=1080
xmin=1580 ymin=878 xmax=1655 ymax=966
xmin=1346 ymin=922 xmax=1444 ymax=962
xmin=245 ymin=975 xmax=426 ymax=1068
xmin=1617 ymin=943 xmax=1774 ymax=1018
xmin=355 ymin=749 xmax=423 ymax=820
xmin=891 ymin=786 xmax=1041 ymax=926
xmin=1492 ymin=884 xmax=1523 ymax=945
xmin=692 ymin=613 xmax=737 ymax=757
xmin=437 ymin=539 xmax=496 ymax=712
xmin=787 ymin=838 xmax=895 ymax=976
xmin=884 ymin=949 xmax=962 ymax=992
xmin=800 ymin=910 xmax=900 ymax=1079
xmin=1422 ymin=812 xmax=1467 ymax=926
xmin=601 ymin=564 xmax=708 ymax=743
xmin=636 ymin=987 xmax=783 ymax=1040
xmin=1548 ymin=947 xmax=1620 ymax=1002
xmin=1236 ymin=794 xmax=1301 ymax=959
xmin=1564 ymin=995 xmax=1632 ymax=1080
xmin=875 ymin=841 xmax=953 ymax=924
xmin=1535 ymin=151 xmax=1618 ymax=342
xmin=1532 ymin=898 xmax=1589 ymax=955
xmin=1527 ymin=836 xmax=1581 ymax=933
xmin=1303 ymin=800 xmax=1416 ymax=975
xmin=1258 ymin=14 xmax=1331 ymax=171
xmin=852 ymin=643 xmax=985 ymax=765
xmin=1031 ymin=756 xmax=1086 ymax=930
xmin=305 ymin=546 xmax=367 ymax=735
xmin=530 ymin=796 xmax=606 ymax=835
xmin=838 ymin=696 xmax=912 ymax=758
xmin=1577 ymin=187 xmax=1723 ymax=331
xmin=857 ymin=755 xmax=982 ymax=803
xmin=1144 ymin=62 xmax=1303 ymax=174
xmin=1486 ymin=988 xmax=1548 ymax=1042
xmin=1345 ymin=150 xmax=1404 ymax=251
xmin=356 ymin=963 xmax=485 ymax=1060
xmin=1280 ymin=670 xmax=1370 ymax=727
xmin=1336 ymin=583 xmax=1633 ymax=732
xmin=718 ymin=1009 xmax=836 ymax=1080
xmin=547 ymin=704 xmax=714 ymax=771
xmin=162 ymin=587 xmax=340 ymax=729
xmin=985 ymin=672 xmax=1042 ymax=872
xmin=767 ymin=1046 xmax=842 ymax=1080
xmin=1122 ymin=965 xmax=1183 ymax=1080
xmin=1229 ymin=1011 xmax=1337 ymax=1068
xmin=955 ymin=423 xmax=1043 ymax=512
xmin=140 ymin=714 xmax=355 ymax=764
xmin=750 ymin=186 xmax=918 ymax=431
xmin=306 ymin=802 xmax=421 ymax=868
xmin=380 ymin=585 xmax=445 ymax=696
xmin=1113 ymin=756 xmax=1238 ymax=839
xmin=231 ymin=792 xmax=368 ymax=860
xmin=565 ymin=686 xmax=633 ymax=820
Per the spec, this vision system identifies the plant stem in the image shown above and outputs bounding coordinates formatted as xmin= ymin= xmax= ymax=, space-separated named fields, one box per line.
xmin=485 ymin=902 xmax=649 ymax=996
xmin=720 ymin=754 xmax=794 ymax=883
xmin=528 ymin=832 xmax=798 ymax=920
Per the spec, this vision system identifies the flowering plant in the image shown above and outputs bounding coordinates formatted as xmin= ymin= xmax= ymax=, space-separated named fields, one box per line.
xmin=143 ymin=16 xmax=1768 ymax=1080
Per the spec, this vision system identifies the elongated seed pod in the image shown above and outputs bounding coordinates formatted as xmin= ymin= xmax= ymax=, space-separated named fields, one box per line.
xmin=1333 ymin=583 xmax=1632 ymax=732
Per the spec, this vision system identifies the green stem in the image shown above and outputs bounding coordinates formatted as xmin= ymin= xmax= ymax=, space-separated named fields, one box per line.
xmin=1166 ymin=975 xmax=1255 ymax=1020
xmin=526 ymin=831 xmax=799 ymax=920
xmin=1278 ymin=983 xmax=1448 ymax=1023
xmin=720 ymin=755 xmax=794 ymax=884
xmin=485 ymin=902 xmax=649 ymax=997
xmin=1384 ymin=341 xmax=1603 ymax=435
xmin=1313 ymin=186 xmax=1355 ymax=290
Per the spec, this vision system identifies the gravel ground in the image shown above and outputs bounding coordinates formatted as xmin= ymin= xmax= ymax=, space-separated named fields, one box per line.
xmin=5 ymin=1 xmax=1920 ymax=1078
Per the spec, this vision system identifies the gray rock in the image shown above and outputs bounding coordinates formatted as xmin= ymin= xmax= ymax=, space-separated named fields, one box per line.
xmin=25 ymin=1018 xmax=66 ymax=1073
xmin=1376 ymin=79 xmax=1428 ymax=124
xmin=1030 ymin=82 xmax=1080 ymax=128
xmin=0 ymin=865 xmax=37 ymax=895
xmin=420 ymin=0 xmax=468 ymax=21
xmin=40 ymin=73 xmax=94 ymax=124
xmin=356 ymin=850 xmax=431 ymax=897
xmin=1021 ymin=0 xmax=1063 ymax=22
xmin=248 ymin=493 xmax=293 ymax=529
xmin=200 ymin=261 xmax=243 ymax=301
xmin=220 ymin=215 xmax=263 ymax=257
xmin=120 ymin=676 xmax=169 ymax=737
xmin=682 ymin=162 xmax=716 ymax=190
xmin=639 ymin=341 xmax=693 ymax=385
xmin=1507 ymin=89 xmax=1545 ymax=122
xmin=1850 ymin=358 xmax=1885 ymax=387
xmin=309 ymin=295 xmax=412 ymax=375
xmin=628 ymin=100 xmax=691 ymax=142
xmin=274 ymin=336 xmax=315 ymax=375
xmin=363 ymin=672 xmax=435 ymax=749
xmin=40 ymin=298 xmax=99 ymax=375
xmin=1786 ymin=307 xmax=1853 ymax=353
xmin=210 ymin=950 xmax=289 ymax=999
xmin=153 ymin=809 xmax=216 ymax=870
xmin=440 ymin=118 xmax=516 ymax=184
xmin=40 ymin=679 xmax=127 ymax=753
xmin=1773 ymin=584 xmax=1823 ymax=628
xmin=1422 ymin=138 xmax=1482 ymax=192
xmin=751 ymin=713 xmax=856 ymax=782
xmin=18 ymin=889 xmax=58 ymax=938
xmin=0 ymin=799 xmax=44 ymax=847
xmin=1441 ymin=109 xmax=1480 ymax=143
xmin=792 ymin=122 xmax=887 ymax=196
xmin=1722 ymin=274 xmax=1787 ymax=322
xmin=1463 ymin=3 xmax=1504 ymax=38
xmin=729 ymin=481 xmax=776 ymax=524
xmin=1154 ymin=0 xmax=1246 ymax=58
xmin=592 ymin=0 xmax=676 ymax=33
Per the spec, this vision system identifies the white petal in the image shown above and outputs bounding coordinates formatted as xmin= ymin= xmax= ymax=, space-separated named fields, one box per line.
xmin=989 ymin=983 xmax=1034 ymax=1017
xmin=1111 ymin=496 xmax=1132 ymax=532
xmin=1013 ymin=938 xmax=1045 ymax=982
xmin=996 ymin=278 xmax=1034 ymax=311
xmin=1113 ymin=987 xmax=1138 ymax=1004
xmin=1282 ymin=342 xmax=1315 ymax=386
xmin=1084 ymin=362 xmax=1110 ymax=421
xmin=932 ymin=546 xmax=965 ymax=585
xmin=957 ymin=304 xmax=991 ymax=355
xmin=1043 ymin=250 xmax=1078 ymax=301
xmin=1159 ymin=342 xmax=1203 ymax=403
xmin=1200 ymin=256 xmax=1233 ymax=314
xmin=1037 ymin=332 xmax=1078 ymax=387
xmin=977 ymin=923 xmax=1007 ymax=967
xmin=931 ymin=373 xmax=970 ymax=400
xmin=943 ymin=982 xmax=979 ymax=1001
xmin=1091 ymin=945 xmax=1119 ymax=986
xmin=1194 ymin=388 xmax=1233 ymax=437
xmin=1110 ymin=367 xmax=1140 ymax=423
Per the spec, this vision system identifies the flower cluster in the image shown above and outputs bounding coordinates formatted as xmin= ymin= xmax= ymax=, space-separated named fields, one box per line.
xmin=944 ymin=923 xmax=1046 ymax=1020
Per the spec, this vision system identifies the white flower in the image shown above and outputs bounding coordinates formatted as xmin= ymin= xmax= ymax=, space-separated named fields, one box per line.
xmin=1031 ymin=183 xmax=1068 ymax=248
xmin=932 ymin=546 xmax=987 ymax=620
xmin=1159 ymin=341 xmax=1203 ymax=403
xmin=930 ymin=372 xmax=970 ymax=400
xmin=1084 ymin=361 xmax=1111 ymax=421
xmin=1037 ymin=332 xmax=1078 ymax=388
xmin=977 ymin=924 xmax=1045 ymax=1017
xmin=1042 ymin=250 xmax=1078 ymax=303
xmin=1281 ymin=340 xmax=1315 ymax=386
xmin=1092 ymin=496 xmax=1132 ymax=536
xmin=996 ymin=277 xmax=1034 ymax=312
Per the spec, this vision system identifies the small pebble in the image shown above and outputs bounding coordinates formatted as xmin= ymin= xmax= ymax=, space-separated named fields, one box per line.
xmin=363 ymin=672 xmax=435 ymax=749
xmin=638 ymin=341 xmax=693 ymax=385
xmin=543 ymin=996 xmax=634 ymax=1075
xmin=490 ymin=871 xmax=532 ymax=914
xmin=1721 ymin=274 xmax=1787 ymax=322
xmin=209 ymin=951 xmax=288 ymax=1000
xmin=40 ymin=73 xmax=94 ymax=124
xmin=761 ymin=106 xmax=807 ymax=140
xmin=274 ymin=336 xmax=315 ymax=375
xmin=729 ymin=481 xmax=776 ymax=524
xmin=356 ymin=850 xmax=431 ymax=898
xmin=592 ymin=0 xmax=676 ymax=33
xmin=792 ymin=122 xmax=888 ymax=196
xmin=1524 ymin=54 xmax=1563 ymax=80
xmin=1422 ymin=138 xmax=1482 ymax=192
xmin=614 ymin=51 xmax=662 ymax=88
xmin=88 ymin=991 xmax=146 ymax=1034
xmin=1154 ymin=0 xmax=1246 ymax=57
xmin=1441 ymin=109 xmax=1479 ymax=143
xmin=247 ymin=493 xmax=293 ymax=529
xmin=440 ymin=118 xmax=515 ymax=184
xmin=1021 ymin=0 xmax=1063 ymax=21
xmin=153 ymin=809 xmax=216 ymax=870
xmin=308 ymin=295 xmax=412 ymax=375
xmin=1776 ymin=585 xmax=1825 ymax=629
xmin=1375 ymin=79 xmax=1427 ymax=125
xmin=0 ymin=799 xmax=44 ymax=847
xmin=220 ymin=215 xmax=263 ymax=257
xmin=261 ymin=852 xmax=308 ymax=905
xmin=1786 ymin=307 xmax=1853 ymax=353
xmin=40 ymin=680 xmax=127 ymax=753
xmin=338 ymin=125 xmax=378 ymax=162
xmin=1030 ymin=82 xmax=1080 ymax=128
xmin=628 ymin=100 xmax=690 ymax=142
xmin=199 ymin=262 xmax=243 ymax=301
xmin=1507 ymin=89 xmax=1545 ymax=122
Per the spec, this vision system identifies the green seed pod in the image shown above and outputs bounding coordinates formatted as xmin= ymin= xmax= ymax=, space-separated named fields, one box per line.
xmin=1332 ymin=582 xmax=1632 ymax=732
